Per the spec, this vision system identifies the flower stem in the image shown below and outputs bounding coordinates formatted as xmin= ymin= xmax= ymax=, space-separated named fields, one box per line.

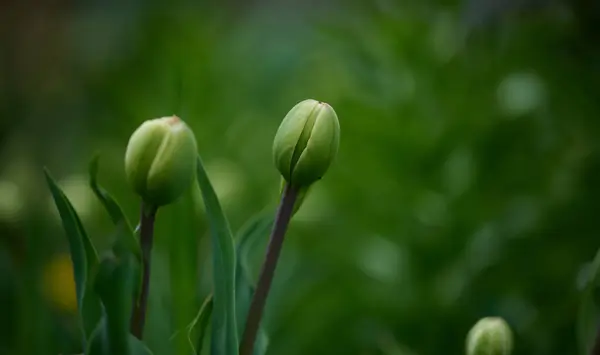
xmin=130 ymin=202 xmax=157 ymax=339
xmin=239 ymin=183 xmax=298 ymax=355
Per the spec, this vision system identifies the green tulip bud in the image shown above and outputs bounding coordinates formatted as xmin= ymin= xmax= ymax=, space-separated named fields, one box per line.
xmin=125 ymin=115 xmax=197 ymax=207
xmin=272 ymin=99 xmax=340 ymax=188
xmin=466 ymin=317 xmax=513 ymax=355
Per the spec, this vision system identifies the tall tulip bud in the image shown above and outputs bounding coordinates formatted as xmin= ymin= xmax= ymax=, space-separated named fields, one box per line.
xmin=125 ymin=116 xmax=197 ymax=207
xmin=272 ymin=99 xmax=340 ymax=188
xmin=466 ymin=317 xmax=513 ymax=355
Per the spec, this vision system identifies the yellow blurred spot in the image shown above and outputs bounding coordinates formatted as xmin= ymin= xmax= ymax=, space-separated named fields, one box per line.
xmin=43 ymin=254 xmax=78 ymax=313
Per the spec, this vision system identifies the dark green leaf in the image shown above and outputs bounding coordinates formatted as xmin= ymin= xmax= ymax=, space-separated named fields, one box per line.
xmin=129 ymin=335 xmax=155 ymax=355
xmin=93 ymin=252 xmax=141 ymax=355
xmin=86 ymin=318 xmax=108 ymax=355
xmin=252 ymin=330 xmax=269 ymax=355
xmin=89 ymin=156 xmax=144 ymax=319
xmin=578 ymin=246 xmax=600 ymax=355
xmin=171 ymin=294 xmax=214 ymax=355
xmin=44 ymin=168 xmax=102 ymax=342
xmin=164 ymin=186 xmax=204 ymax=355
xmin=235 ymin=211 xmax=274 ymax=283
xmin=195 ymin=296 xmax=215 ymax=355
xmin=195 ymin=156 xmax=238 ymax=355
xmin=87 ymin=318 xmax=154 ymax=355
xmin=234 ymin=212 xmax=274 ymax=355
xmin=81 ymin=289 xmax=103 ymax=349
xmin=579 ymin=296 xmax=596 ymax=355
xmin=89 ymin=155 xmax=140 ymax=259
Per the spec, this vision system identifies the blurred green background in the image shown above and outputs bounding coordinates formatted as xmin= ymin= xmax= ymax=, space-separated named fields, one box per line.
xmin=2 ymin=0 xmax=600 ymax=354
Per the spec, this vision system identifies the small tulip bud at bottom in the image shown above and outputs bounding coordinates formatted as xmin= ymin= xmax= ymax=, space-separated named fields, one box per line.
xmin=466 ymin=317 xmax=513 ymax=355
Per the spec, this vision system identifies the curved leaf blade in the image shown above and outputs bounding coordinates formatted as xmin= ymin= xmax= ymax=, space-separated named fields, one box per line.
xmin=195 ymin=156 xmax=238 ymax=355
xmin=89 ymin=156 xmax=140 ymax=258
xmin=44 ymin=168 xmax=102 ymax=342
xmin=195 ymin=296 xmax=215 ymax=355
xmin=578 ymin=246 xmax=600 ymax=355
xmin=234 ymin=213 xmax=274 ymax=355
xmin=164 ymin=186 xmax=204 ymax=355
xmin=235 ymin=212 xmax=274 ymax=284
xmin=88 ymin=318 xmax=154 ymax=355
xmin=171 ymin=294 xmax=214 ymax=355
xmin=129 ymin=335 xmax=155 ymax=355
xmin=93 ymin=252 xmax=140 ymax=355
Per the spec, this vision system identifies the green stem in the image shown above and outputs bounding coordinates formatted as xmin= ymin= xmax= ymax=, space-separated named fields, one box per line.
xmin=130 ymin=202 xmax=157 ymax=339
xmin=239 ymin=183 xmax=298 ymax=355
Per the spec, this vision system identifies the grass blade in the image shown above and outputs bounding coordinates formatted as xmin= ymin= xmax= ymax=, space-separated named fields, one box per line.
xmin=195 ymin=156 xmax=238 ymax=355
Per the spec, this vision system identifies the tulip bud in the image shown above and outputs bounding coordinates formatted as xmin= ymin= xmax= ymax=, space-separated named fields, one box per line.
xmin=466 ymin=317 xmax=513 ymax=355
xmin=125 ymin=116 xmax=197 ymax=207
xmin=272 ymin=99 xmax=340 ymax=188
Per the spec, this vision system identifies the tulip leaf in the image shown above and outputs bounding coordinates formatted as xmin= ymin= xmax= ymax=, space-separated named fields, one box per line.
xmin=195 ymin=295 xmax=215 ymax=355
xmin=171 ymin=294 xmax=214 ymax=355
xmin=578 ymin=246 xmax=600 ymax=355
xmin=234 ymin=212 xmax=274 ymax=355
xmin=89 ymin=155 xmax=140 ymax=259
xmin=87 ymin=318 xmax=154 ymax=355
xmin=163 ymin=185 xmax=204 ymax=355
xmin=129 ymin=336 xmax=154 ymax=355
xmin=173 ymin=211 xmax=273 ymax=355
xmin=44 ymin=168 xmax=102 ymax=343
xmin=95 ymin=251 xmax=140 ymax=355
xmin=235 ymin=212 xmax=274 ymax=283
xmin=86 ymin=318 xmax=107 ymax=355
xmin=195 ymin=156 xmax=238 ymax=355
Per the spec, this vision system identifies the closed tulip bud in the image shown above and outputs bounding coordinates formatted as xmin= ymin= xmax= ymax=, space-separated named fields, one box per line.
xmin=125 ymin=116 xmax=197 ymax=207
xmin=466 ymin=317 xmax=513 ymax=355
xmin=272 ymin=99 xmax=340 ymax=188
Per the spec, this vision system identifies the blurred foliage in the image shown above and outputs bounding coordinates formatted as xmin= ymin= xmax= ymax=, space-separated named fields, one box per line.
xmin=2 ymin=0 xmax=600 ymax=354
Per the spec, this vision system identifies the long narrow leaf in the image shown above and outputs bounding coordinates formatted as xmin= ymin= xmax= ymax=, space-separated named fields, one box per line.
xmin=88 ymin=156 xmax=144 ymax=317
xmin=87 ymin=318 xmax=154 ymax=355
xmin=235 ymin=212 xmax=274 ymax=286
xmin=167 ymin=214 xmax=269 ymax=355
xmin=160 ymin=185 xmax=203 ymax=355
xmin=89 ymin=156 xmax=140 ymax=258
xmin=195 ymin=296 xmax=215 ymax=354
xmin=234 ymin=213 xmax=273 ymax=355
xmin=578 ymin=246 xmax=600 ymax=354
xmin=171 ymin=294 xmax=214 ymax=355
xmin=129 ymin=335 xmax=155 ymax=355
xmin=44 ymin=168 xmax=102 ymax=342
xmin=195 ymin=156 xmax=238 ymax=355
xmin=93 ymin=252 xmax=140 ymax=355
